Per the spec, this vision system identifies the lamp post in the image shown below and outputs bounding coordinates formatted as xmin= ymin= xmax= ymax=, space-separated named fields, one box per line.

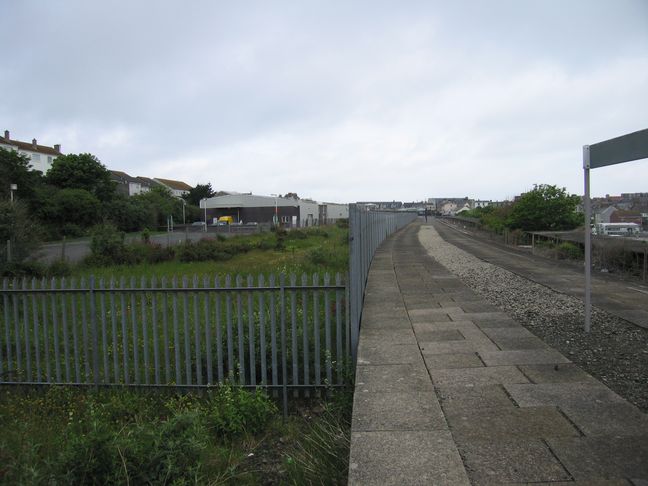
xmin=202 ymin=198 xmax=207 ymax=231
xmin=270 ymin=194 xmax=281 ymax=227
xmin=9 ymin=184 xmax=17 ymax=203
xmin=181 ymin=199 xmax=186 ymax=225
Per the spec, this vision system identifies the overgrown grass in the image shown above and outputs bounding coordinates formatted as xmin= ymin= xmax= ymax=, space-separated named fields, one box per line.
xmin=75 ymin=226 xmax=349 ymax=280
xmin=0 ymin=385 xmax=352 ymax=485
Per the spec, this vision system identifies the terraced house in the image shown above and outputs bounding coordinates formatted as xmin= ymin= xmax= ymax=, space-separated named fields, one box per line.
xmin=0 ymin=129 xmax=62 ymax=174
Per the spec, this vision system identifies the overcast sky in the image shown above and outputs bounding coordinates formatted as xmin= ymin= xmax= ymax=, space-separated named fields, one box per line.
xmin=1 ymin=1 xmax=647 ymax=203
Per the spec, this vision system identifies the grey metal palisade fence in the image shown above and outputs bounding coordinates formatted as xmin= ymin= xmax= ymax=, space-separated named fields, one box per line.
xmin=0 ymin=208 xmax=416 ymax=397
xmin=348 ymin=205 xmax=418 ymax=364
xmin=0 ymin=273 xmax=347 ymax=395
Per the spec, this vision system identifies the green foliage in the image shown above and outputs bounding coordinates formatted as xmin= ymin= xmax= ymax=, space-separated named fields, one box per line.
xmin=284 ymin=389 xmax=351 ymax=485
xmin=0 ymin=201 xmax=42 ymax=267
xmin=507 ymin=184 xmax=581 ymax=231
xmin=556 ymin=241 xmax=583 ymax=260
xmin=177 ymin=239 xmax=234 ymax=263
xmin=45 ymin=153 xmax=116 ymax=202
xmin=335 ymin=218 xmax=349 ymax=229
xmin=203 ymin=385 xmax=277 ymax=438
xmin=307 ymin=245 xmax=348 ymax=269
xmin=51 ymin=188 xmax=101 ymax=229
xmin=87 ymin=223 xmax=127 ymax=266
xmin=0 ymin=147 xmax=43 ymax=201
xmin=103 ymin=195 xmax=154 ymax=232
xmin=183 ymin=182 xmax=216 ymax=206
xmin=133 ymin=185 xmax=183 ymax=228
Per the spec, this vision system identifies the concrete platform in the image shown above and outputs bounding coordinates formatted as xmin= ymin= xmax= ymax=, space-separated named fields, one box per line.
xmin=348 ymin=222 xmax=648 ymax=485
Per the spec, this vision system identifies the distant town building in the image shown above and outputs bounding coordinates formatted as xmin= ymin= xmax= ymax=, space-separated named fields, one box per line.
xmin=0 ymin=129 xmax=62 ymax=174
xmin=153 ymin=178 xmax=193 ymax=198
xmin=109 ymin=170 xmax=151 ymax=196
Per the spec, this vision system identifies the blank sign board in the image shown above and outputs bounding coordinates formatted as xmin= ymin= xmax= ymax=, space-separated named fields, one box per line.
xmin=589 ymin=128 xmax=648 ymax=169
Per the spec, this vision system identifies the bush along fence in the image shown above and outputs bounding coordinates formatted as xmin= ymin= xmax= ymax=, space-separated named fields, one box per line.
xmin=0 ymin=274 xmax=348 ymax=405
xmin=348 ymin=205 xmax=418 ymax=364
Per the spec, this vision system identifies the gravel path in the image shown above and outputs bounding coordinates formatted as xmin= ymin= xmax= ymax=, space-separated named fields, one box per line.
xmin=418 ymin=224 xmax=648 ymax=413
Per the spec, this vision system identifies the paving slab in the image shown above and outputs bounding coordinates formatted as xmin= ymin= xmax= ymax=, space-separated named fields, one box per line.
xmin=429 ymin=365 xmax=529 ymax=386
xmin=505 ymin=382 xmax=626 ymax=408
xmin=348 ymin=430 xmax=470 ymax=486
xmin=357 ymin=343 xmax=422 ymax=365
xmin=436 ymin=384 xmax=516 ymax=412
xmin=558 ymin=401 xmax=648 ymax=437
xmin=414 ymin=329 xmax=464 ymax=342
xmin=448 ymin=311 xmax=511 ymax=322
xmin=472 ymin=317 xmax=522 ymax=328
xmin=445 ymin=406 xmax=580 ymax=440
xmin=359 ymin=328 xmax=418 ymax=345
xmin=355 ymin=364 xmax=433 ymax=393
xmin=424 ymin=352 xmax=484 ymax=370
xmin=547 ymin=436 xmax=648 ymax=481
xmin=420 ymin=339 xmax=499 ymax=355
xmin=457 ymin=439 xmax=572 ymax=485
xmin=479 ymin=349 xmax=571 ymax=366
xmin=480 ymin=327 xmax=536 ymax=339
xmin=518 ymin=363 xmax=598 ymax=384
xmin=490 ymin=336 xmax=550 ymax=350
xmin=352 ymin=391 xmax=446 ymax=431
xmin=413 ymin=320 xmax=481 ymax=333
xmin=360 ymin=316 xmax=412 ymax=329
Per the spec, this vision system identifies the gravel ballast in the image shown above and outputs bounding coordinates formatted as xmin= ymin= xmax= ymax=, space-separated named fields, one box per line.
xmin=418 ymin=224 xmax=648 ymax=413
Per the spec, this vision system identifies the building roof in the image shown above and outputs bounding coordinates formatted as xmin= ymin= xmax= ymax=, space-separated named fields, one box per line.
xmin=109 ymin=170 xmax=140 ymax=184
xmin=0 ymin=133 xmax=61 ymax=156
xmin=154 ymin=178 xmax=193 ymax=191
xmin=135 ymin=176 xmax=157 ymax=186
xmin=202 ymin=194 xmax=300 ymax=209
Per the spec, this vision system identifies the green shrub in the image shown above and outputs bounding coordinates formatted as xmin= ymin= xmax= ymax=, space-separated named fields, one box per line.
xmin=47 ymin=259 xmax=73 ymax=277
xmin=87 ymin=223 xmax=127 ymax=266
xmin=0 ymin=260 xmax=45 ymax=278
xmin=203 ymin=385 xmax=277 ymax=438
xmin=335 ymin=219 xmax=349 ymax=228
xmin=307 ymin=246 xmax=348 ymax=269
xmin=285 ymin=229 xmax=308 ymax=240
xmin=557 ymin=241 xmax=583 ymax=260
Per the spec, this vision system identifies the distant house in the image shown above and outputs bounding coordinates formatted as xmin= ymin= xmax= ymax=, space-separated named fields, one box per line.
xmin=594 ymin=206 xmax=617 ymax=224
xmin=610 ymin=209 xmax=643 ymax=226
xmin=201 ymin=194 xmax=320 ymax=227
xmin=109 ymin=170 xmax=151 ymax=196
xmin=153 ymin=178 xmax=193 ymax=198
xmin=0 ymin=129 xmax=62 ymax=174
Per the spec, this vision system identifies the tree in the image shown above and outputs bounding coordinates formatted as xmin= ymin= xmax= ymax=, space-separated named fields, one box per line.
xmin=0 ymin=201 xmax=42 ymax=267
xmin=507 ymin=184 xmax=581 ymax=231
xmin=0 ymin=148 xmax=43 ymax=202
xmin=50 ymin=188 xmax=101 ymax=229
xmin=134 ymin=185 xmax=183 ymax=228
xmin=103 ymin=194 xmax=154 ymax=232
xmin=45 ymin=153 xmax=116 ymax=201
xmin=183 ymin=183 xmax=215 ymax=206
xmin=283 ymin=192 xmax=299 ymax=200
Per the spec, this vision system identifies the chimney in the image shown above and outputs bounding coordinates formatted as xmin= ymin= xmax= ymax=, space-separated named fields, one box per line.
xmin=3 ymin=130 xmax=8 ymax=140
xmin=32 ymin=138 xmax=38 ymax=149
xmin=54 ymin=144 xmax=61 ymax=153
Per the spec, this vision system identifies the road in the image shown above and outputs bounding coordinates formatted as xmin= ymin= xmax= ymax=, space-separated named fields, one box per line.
xmin=431 ymin=218 xmax=648 ymax=329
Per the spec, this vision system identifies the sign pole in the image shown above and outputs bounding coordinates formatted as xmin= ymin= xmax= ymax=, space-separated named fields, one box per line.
xmin=583 ymin=145 xmax=592 ymax=332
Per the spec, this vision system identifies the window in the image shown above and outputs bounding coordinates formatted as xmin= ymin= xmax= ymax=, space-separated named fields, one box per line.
xmin=281 ymin=216 xmax=290 ymax=223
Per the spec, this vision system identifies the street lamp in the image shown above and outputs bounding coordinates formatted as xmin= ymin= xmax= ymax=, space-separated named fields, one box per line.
xmin=270 ymin=194 xmax=279 ymax=226
xmin=181 ymin=199 xmax=186 ymax=225
xmin=9 ymin=184 xmax=17 ymax=203
xmin=202 ymin=198 xmax=207 ymax=231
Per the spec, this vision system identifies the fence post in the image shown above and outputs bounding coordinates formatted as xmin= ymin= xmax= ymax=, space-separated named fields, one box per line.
xmin=89 ymin=275 xmax=100 ymax=388
xmin=6 ymin=240 xmax=11 ymax=263
xmin=280 ymin=274 xmax=288 ymax=419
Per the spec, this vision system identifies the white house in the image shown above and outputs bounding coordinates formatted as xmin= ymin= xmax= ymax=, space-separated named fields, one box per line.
xmin=0 ymin=129 xmax=62 ymax=174
xmin=109 ymin=170 xmax=151 ymax=196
